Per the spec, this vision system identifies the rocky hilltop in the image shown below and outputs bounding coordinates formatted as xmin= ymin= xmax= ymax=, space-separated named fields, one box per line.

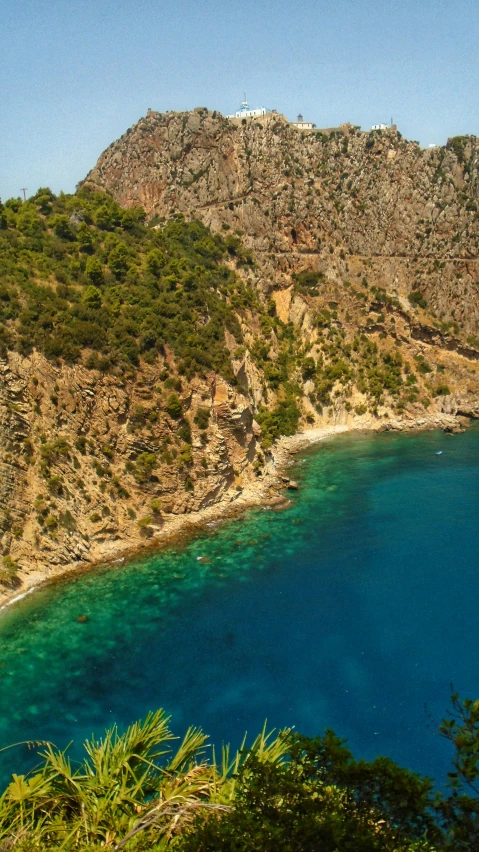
xmin=1 ymin=112 xmax=479 ymax=603
xmin=85 ymin=109 xmax=479 ymax=334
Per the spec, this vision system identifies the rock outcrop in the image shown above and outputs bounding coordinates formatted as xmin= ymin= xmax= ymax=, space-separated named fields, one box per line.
xmin=0 ymin=352 xmax=261 ymax=601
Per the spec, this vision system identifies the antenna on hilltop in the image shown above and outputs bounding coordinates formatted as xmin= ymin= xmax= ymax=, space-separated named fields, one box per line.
xmin=20 ymin=188 xmax=28 ymax=201
xmin=240 ymin=92 xmax=249 ymax=111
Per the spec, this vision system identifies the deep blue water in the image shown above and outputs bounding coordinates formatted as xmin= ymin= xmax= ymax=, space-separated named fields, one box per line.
xmin=0 ymin=426 xmax=478 ymax=785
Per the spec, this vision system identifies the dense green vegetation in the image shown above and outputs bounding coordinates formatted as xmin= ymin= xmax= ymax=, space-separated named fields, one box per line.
xmin=0 ymin=186 xmax=456 ymax=454
xmin=0 ymin=188 xmax=260 ymax=381
xmin=0 ymin=694 xmax=478 ymax=850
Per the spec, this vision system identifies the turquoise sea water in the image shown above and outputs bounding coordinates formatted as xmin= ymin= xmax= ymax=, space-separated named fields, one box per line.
xmin=0 ymin=426 xmax=478 ymax=785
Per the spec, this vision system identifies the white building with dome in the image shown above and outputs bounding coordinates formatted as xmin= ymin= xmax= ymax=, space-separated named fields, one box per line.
xmin=226 ymin=99 xmax=270 ymax=119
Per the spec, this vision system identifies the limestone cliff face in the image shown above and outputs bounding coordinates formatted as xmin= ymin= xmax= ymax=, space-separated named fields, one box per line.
xmin=84 ymin=110 xmax=479 ymax=334
xmin=0 ymin=352 xmax=260 ymax=598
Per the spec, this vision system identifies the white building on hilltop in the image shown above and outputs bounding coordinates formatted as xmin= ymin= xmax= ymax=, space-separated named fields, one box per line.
xmin=226 ymin=99 xmax=270 ymax=119
xmin=291 ymin=113 xmax=316 ymax=130
xmin=371 ymin=123 xmax=388 ymax=131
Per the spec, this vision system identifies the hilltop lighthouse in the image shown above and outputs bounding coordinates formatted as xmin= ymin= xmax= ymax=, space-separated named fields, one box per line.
xmin=291 ymin=113 xmax=316 ymax=130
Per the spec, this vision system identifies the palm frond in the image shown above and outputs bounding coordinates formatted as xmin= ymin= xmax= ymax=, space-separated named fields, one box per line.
xmin=82 ymin=708 xmax=174 ymax=780
xmin=165 ymin=726 xmax=209 ymax=773
xmin=247 ymin=721 xmax=292 ymax=764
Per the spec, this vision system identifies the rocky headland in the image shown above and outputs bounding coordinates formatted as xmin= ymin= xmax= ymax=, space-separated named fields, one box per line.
xmin=2 ymin=109 xmax=479 ymax=605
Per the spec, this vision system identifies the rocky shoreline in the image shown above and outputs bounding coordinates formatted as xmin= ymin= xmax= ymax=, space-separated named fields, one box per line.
xmin=0 ymin=410 xmax=470 ymax=614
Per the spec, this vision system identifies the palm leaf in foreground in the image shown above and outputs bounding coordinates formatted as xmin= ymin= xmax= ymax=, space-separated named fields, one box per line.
xmin=0 ymin=713 xmax=293 ymax=848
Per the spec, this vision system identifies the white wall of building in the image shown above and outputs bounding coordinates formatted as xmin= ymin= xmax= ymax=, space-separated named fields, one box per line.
xmin=292 ymin=121 xmax=316 ymax=130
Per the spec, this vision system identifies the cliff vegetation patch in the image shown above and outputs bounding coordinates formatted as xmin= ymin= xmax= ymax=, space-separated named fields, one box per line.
xmin=0 ymin=189 xmax=260 ymax=382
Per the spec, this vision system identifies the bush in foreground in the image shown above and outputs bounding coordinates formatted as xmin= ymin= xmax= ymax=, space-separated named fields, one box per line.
xmin=0 ymin=695 xmax=478 ymax=850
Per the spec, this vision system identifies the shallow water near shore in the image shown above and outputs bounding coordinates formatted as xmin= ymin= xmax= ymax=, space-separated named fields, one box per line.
xmin=1 ymin=425 xmax=478 ymax=785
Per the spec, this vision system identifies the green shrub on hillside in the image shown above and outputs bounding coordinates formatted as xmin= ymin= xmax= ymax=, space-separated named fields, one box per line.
xmin=132 ymin=452 xmax=157 ymax=483
xmin=194 ymin=407 xmax=210 ymax=430
xmin=256 ymin=390 xmax=301 ymax=447
xmin=165 ymin=393 xmax=182 ymax=419
xmin=0 ymin=555 xmax=20 ymax=588
xmin=408 ymin=290 xmax=428 ymax=309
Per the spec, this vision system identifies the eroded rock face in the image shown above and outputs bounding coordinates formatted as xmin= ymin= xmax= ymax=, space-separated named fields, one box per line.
xmin=0 ymin=352 xmax=260 ymax=594
xmin=84 ymin=110 xmax=479 ymax=333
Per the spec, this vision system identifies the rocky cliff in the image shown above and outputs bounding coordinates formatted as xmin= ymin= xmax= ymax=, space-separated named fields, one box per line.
xmin=84 ymin=109 xmax=479 ymax=335
xmin=0 ymin=350 xmax=266 ymax=601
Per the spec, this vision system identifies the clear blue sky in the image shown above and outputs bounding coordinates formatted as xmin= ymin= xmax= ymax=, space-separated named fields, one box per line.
xmin=1 ymin=0 xmax=478 ymax=200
